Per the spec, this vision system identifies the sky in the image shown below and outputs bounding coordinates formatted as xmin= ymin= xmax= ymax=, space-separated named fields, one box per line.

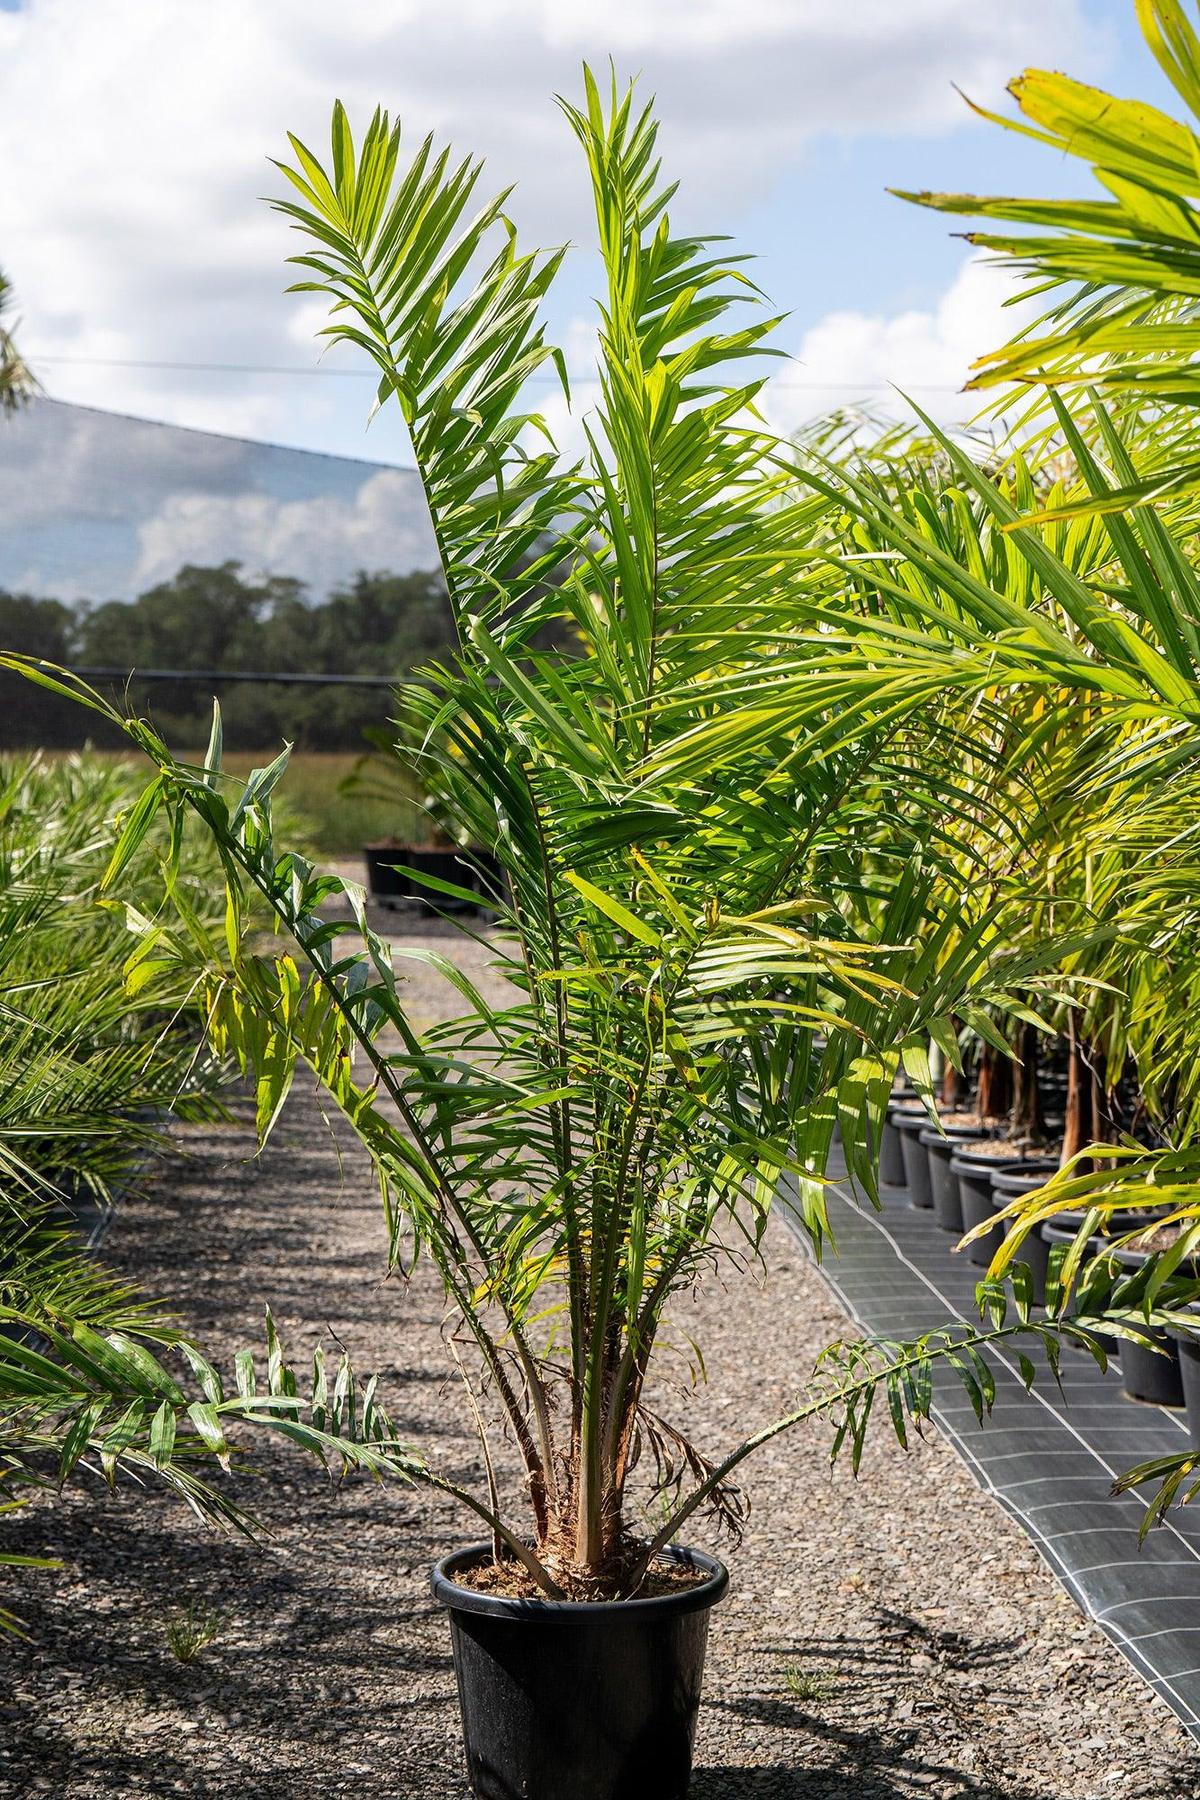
xmin=0 ymin=0 xmax=1182 ymax=600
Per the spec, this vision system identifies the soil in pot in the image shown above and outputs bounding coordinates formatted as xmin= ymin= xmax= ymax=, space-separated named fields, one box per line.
xmin=431 ymin=1544 xmax=729 ymax=1800
xmin=921 ymin=1124 xmax=996 ymax=1234
xmin=956 ymin=1137 xmax=1061 ymax=1162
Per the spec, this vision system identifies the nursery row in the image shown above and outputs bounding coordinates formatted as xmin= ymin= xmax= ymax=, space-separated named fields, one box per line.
xmin=0 ymin=752 xmax=233 ymax=1223
xmin=884 ymin=1080 xmax=1200 ymax=1427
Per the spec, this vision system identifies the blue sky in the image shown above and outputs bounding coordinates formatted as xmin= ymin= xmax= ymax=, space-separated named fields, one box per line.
xmin=751 ymin=4 xmax=1175 ymax=324
xmin=0 ymin=1 xmax=1183 ymax=598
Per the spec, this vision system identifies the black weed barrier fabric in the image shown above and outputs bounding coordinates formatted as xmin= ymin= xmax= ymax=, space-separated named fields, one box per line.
xmin=783 ymin=1155 xmax=1200 ymax=1740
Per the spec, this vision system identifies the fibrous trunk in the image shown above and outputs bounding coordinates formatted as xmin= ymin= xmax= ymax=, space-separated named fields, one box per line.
xmin=1061 ymin=1019 xmax=1106 ymax=1172
xmin=1009 ymin=1023 xmax=1045 ymax=1144
xmin=976 ymin=1042 xmax=1013 ymax=1124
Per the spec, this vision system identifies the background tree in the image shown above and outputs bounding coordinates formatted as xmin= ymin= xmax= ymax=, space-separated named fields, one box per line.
xmin=0 ymin=563 xmax=453 ymax=751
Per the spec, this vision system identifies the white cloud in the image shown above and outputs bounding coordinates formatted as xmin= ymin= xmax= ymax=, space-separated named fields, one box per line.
xmin=766 ymin=255 xmax=1033 ymax=437
xmin=533 ymin=258 xmax=1032 ymax=469
xmin=131 ymin=469 xmax=437 ymax=595
xmin=0 ymin=399 xmax=437 ymax=601
xmin=0 ymin=0 xmax=1097 ymax=456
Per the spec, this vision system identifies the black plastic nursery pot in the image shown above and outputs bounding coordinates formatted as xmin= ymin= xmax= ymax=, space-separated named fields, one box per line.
xmin=363 ymin=843 xmax=483 ymax=911
xmin=990 ymin=1166 xmax=1066 ymax=1303
xmin=1172 ymin=1313 xmax=1200 ymax=1448
xmin=881 ymin=1101 xmax=922 ymax=1186
xmin=431 ymin=1544 xmax=729 ymax=1800
xmin=920 ymin=1125 xmax=995 ymax=1234
xmin=1095 ymin=1238 xmax=1188 ymax=1410
xmin=893 ymin=1108 xmax=935 ymax=1208
xmin=1118 ymin=1325 xmax=1184 ymax=1409
xmin=952 ymin=1153 xmax=1058 ymax=1270
xmin=1040 ymin=1222 xmax=1163 ymax=1380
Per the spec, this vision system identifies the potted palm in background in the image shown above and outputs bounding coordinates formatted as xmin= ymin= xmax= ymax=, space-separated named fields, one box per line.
xmin=710 ymin=0 xmax=1200 ymax=1465
xmin=0 ymin=754 xmax=447 ymax=1635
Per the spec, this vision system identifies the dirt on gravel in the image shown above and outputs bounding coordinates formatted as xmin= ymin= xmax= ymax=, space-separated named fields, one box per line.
xmin=4 ymin=916 xmax=1199 ymax=1800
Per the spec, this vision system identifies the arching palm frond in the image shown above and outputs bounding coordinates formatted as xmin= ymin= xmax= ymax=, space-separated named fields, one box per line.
xmin=0 ymin=268 xmax=36 ymax=415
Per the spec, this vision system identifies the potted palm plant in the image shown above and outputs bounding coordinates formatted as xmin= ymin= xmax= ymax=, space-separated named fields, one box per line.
xmin=10 ymin=76 xmax=1088 ymax=1800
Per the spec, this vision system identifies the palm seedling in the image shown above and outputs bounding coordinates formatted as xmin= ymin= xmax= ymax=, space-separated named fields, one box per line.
xmin=0 ymin=1199 xmax=442 ymax=1635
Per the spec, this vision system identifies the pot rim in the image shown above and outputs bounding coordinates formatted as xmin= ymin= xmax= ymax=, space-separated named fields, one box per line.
xmin=918 ymin=1125 xmax=995 ymax=1149
xmin=1072 ymin=1237 xmax=1198 ymax=1273
xmin=990 ymin=1165 xmax=1065 ymax=1193
xmin=891 ymin=1108 xmax=934 ymax=1132
xmin=431 ymin=1542 xmax=729 ymax=1621
xmin=949 ymin=1150 xmax=1054 ymax=1176
xmin=1039 ymin=1217 xmax=1188 ymax=1263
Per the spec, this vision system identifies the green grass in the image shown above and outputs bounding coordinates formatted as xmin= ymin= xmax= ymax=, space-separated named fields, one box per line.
xmin=783 ymin=1665 xmax=833 ymax=1703
xmin=45 ymin=748 xmax=427 ymax=859
xmin=213 ymin=751 xmax=426 ymax=858
xmin=165 ymin=1603 xmax=226 ymax=1665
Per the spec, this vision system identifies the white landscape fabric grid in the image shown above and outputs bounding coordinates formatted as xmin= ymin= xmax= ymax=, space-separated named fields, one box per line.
xmin=783 ymin=1161 xmax=1200 ymax=1738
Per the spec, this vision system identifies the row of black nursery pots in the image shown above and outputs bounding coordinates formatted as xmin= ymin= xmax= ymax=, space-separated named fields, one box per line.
xmin=887 ymin=1104 xmax=1002 ymax=1227
xmin=887 ymin=1093 xmax=1200 ymax=1432
xmin=1040 ymin=1219 xmax=1196 ymax=1413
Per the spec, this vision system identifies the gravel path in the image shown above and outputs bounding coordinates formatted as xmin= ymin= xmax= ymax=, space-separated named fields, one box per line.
xmin=5 ymin=919 xmax=1200 ymax=1799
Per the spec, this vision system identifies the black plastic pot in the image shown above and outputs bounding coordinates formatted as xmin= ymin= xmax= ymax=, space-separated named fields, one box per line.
xmin=432 ymin=1544 xmax=729 ymax=1800
xmin=363 ymin=843 xmax=483 ymax=912
xmin=990 ymin=1167 xmax=1067 ymax=1303
xmin=920 ymin=1125 xmax=995 ymax=1233
xmin=1039 ymin=1222 xmax=1167 ymax=1374
xmin=882 ymin=1102 xmax=923 ymax=1187
xmin=1118 ymin=1328 xmax=1184 ymax=1408
xmin=893 ymin=1109 xmax=935 ymax=1208
xmin=1093 ymin=1238 xmax=1188 ymax=1408
xmin=1172 ymin=1312 xmax=1200 ymax=1447
xmin=952 ymin=1153 xmax=1058 ymax=1270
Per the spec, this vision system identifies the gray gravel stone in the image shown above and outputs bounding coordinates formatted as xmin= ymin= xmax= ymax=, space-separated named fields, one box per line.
xmin=4 ymin=917 xmax=1200 ymax=1797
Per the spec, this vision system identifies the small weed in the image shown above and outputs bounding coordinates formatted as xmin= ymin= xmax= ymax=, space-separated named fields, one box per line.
xmin=784 ymin=1664 xmax=832 ymax=1703
xmin=165 ymin=1603 xmax=225 ymax=1665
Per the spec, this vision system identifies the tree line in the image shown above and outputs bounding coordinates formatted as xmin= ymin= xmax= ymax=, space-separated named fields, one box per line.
xmin=0 ymin=561 xmax=454 ymax=750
